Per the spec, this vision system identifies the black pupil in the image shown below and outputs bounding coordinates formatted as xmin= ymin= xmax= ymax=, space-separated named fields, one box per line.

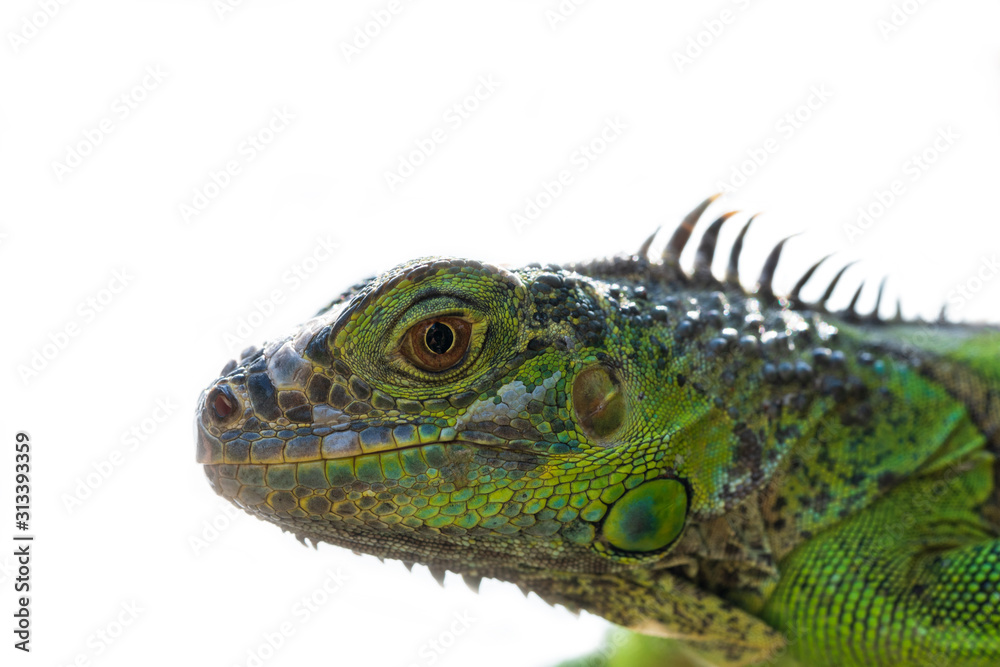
xmin=425 ymin=322 xmax=454 ymax=355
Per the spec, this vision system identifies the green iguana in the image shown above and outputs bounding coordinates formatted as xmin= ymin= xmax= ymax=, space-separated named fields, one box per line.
xmin=196 ymin=197 xmax=1000 ymax=666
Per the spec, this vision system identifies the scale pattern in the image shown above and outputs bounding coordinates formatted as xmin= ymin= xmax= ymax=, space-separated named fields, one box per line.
xmin=197 ymin=200 xmax=1000 ymax=666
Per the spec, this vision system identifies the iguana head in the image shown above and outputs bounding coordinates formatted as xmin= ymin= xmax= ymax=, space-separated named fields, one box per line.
xmin=196 ymin=202 xmax=832 ymax=582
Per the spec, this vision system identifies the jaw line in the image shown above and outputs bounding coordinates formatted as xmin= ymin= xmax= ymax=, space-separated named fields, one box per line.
xmin=200 ymin=436 xmax=558 ymax=467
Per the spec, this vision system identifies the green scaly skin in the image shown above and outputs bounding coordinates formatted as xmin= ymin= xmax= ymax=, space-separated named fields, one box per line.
xmin=196 ymin=198 xmax=1000 ymax=666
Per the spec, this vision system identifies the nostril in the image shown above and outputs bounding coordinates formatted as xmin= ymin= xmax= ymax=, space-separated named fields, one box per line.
xmin=207 ymin=386 xmax=238 ymax=423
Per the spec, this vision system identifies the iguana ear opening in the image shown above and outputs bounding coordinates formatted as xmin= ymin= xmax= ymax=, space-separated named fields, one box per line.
xmin=572 ymin=364 xmax=627 ymax=441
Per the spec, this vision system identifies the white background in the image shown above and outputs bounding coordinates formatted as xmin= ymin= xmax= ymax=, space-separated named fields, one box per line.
xmin=2 ymin=1 xmax=1000 ymax=666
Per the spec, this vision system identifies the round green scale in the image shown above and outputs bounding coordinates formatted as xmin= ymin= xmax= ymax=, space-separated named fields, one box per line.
xmin=602 ymin=478 xmax=688 ymax=552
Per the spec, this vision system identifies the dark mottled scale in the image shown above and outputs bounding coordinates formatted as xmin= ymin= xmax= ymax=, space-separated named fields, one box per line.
xmin=424 ymin=398 xmax=450 ymax=413
xmin=345 ymin=401 xmax=372 ymax=415
xmin=762 ymin=363 xmax=778 ymax=382
xmin=349 ymin=376 xmax=372 ymax=401
xmin=704 ymin=310 xmax=725 ymax=328
xmin=620 ymin=303 xmax=639 ymax=316
xmin=307 ymin=374 xmax=332 ymax=403
xmin=328 ymin=384 xmax=350 ymax=409
xmin=532 ymin=281 xmax=553 ymax=294
xmin=738 ymin=335 xmax=759 ymax=352
xmin=278 ymin=391 xmax=308 ymax=409
xmin=812 ymin=347 xmax=832 ymax=365
xmin=247 ymin=372 xmax=281 ymax=420
xmin=305 ymin=326 xmax=333 ymax=365
xmin=761 ymin=333 xmax=787 ymax=351
xmin=371 ymin=391 xmax=396 ymax=410
xmin=675 ymin=319 xmax=696 ymax=340
xmin=795 ymin=361 xmax=814 ymax=382
xmin=285 ymin=405 xmax=313 ymax=423
xmin=845 ymin=375 xmax=868 ymax=398
xmin=527 ymin=338 xmax=548 ymax=352
xmin=535 ymin=273 xmax=564 ymax=288
xmin=820 ymin=376 xmax=846 ymax=399
xmin=707 ymin=337 xmax=730 ymax=356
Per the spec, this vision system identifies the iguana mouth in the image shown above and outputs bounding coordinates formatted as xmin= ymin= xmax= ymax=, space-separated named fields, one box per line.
xmin=194 ymin=409 xmax=465 ymax=466
xmin=200 ymin=439 xmax=476 ymax=503
xmin=195 ymin=402 xmax=553 ymax=468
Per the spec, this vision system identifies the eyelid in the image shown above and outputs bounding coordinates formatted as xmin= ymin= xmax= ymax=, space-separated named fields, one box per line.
xmin=388 ymin=301 xmax=483 ymax=349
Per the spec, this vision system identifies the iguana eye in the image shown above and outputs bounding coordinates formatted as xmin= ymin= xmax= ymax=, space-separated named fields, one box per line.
xmin=206 ymin=385 xmax=239 ymax=425
xmin=403 ymin=316 xmax=472 ymax=372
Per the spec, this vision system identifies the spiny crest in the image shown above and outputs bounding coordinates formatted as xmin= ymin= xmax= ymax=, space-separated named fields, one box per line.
xmin=637 ymin=196 xmax=902 ymax=325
